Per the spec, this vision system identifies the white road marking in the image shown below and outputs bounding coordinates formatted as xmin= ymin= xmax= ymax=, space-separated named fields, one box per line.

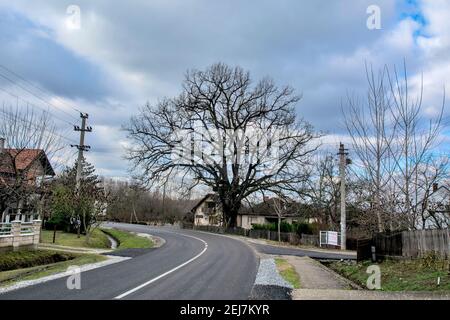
xmin=0 ymin=255 xmax=131 ymax=295
xmin=113 ymin=232 xmax=208 ymax=299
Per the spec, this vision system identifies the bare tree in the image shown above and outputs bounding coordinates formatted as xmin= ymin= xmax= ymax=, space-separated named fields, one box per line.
xmin=385 ymin=62 xmax=445 ymax=229
xmin=412 ymin=157 xmax=449 ymax=229
xmin=261 ymin=192 xmax=290 ymax=242
xmin=343 ymin=63 xmax=397 ymax=232
xmin=104 ymin=178 xmax=194 ymax=223
xmin=343 ymin=61 xmax=446 ymax=231
xmin=126 ymin=63 xmax=319 ymax=227
xmin=0 ymin=105 xmax=62 ymax=218
xmin=305 ymin=154 xmax=341 ymax=228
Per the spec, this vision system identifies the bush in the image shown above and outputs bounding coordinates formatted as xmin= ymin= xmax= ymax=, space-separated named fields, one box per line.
xmin=252 ymin=223 xmax=277 ymax=231
xmin=294 ymin=222 xmax=313 ymax=235
xmin=252 ymin=221 xmax=315 ymax=234
xmin=0 ymin=250 xmax=76 ymax=272
xmin=43 ymin=219 xmax=65 ymax=231
xmin=280 ymin=222 xmax=295 ymax=232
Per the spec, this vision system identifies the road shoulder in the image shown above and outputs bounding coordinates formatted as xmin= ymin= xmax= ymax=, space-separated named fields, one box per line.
xmin=0 ymin=254 xmax=130 ymax=295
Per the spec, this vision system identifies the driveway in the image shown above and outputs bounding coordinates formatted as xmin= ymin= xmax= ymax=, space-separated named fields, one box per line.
xmin=248 ymin=241 xmax=356 ymax=260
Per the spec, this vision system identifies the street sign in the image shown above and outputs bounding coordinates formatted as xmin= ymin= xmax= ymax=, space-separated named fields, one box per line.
xmin=328 ymin=231 xmax=338 ymax=246
xmin=320 ymin=231 xmax=341 ymax=247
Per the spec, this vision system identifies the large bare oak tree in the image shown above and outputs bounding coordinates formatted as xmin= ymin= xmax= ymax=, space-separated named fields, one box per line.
xmin=126 ymin=63 xmax=319 ymax=227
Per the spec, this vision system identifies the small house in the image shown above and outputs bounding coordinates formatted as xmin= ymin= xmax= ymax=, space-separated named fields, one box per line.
xmin=0 ymin=138 xmax=55 ymax=223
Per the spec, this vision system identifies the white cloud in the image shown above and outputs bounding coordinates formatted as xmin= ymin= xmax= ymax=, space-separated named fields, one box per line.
xmin=0 ymin=0 xmax=449 ymax=178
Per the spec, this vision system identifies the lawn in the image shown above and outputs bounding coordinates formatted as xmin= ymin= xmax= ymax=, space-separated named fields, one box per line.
xmin=0 ymin=251 xmax=106 ymax=287
xmin=101 ymin=228 xmax=153 ymax=249
xmin=275 ymin=258 xmax=301 ymax=289
xmin=41 ymin=228 xmax=111 ymax=249
xmin=326 ymin=258 xmax=450 ymax=291
xmin=0 ymin=249 xmax=76 ymax=272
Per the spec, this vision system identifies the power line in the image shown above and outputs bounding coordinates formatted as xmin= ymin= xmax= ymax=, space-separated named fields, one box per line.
xmin=0 ymin=85 xmax=75 ymax=126
xmin=0 ymin=71 xmax=79 ymax=122
xmin=0 ymin=108 xmax=78 ymax=144
xmin=0 ymin=63 xmax=83 ymax=115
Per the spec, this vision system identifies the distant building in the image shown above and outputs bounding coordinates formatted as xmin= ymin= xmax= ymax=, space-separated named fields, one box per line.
xmin=188 ymin=193 xmax=311 ymax=229
xmin=238 ymin=198 xmax=312 ymax=229
xmin=420 ymin=184 xmax=450 ymax=229
xmin=190 ymin=193 xmax=223 ymax=226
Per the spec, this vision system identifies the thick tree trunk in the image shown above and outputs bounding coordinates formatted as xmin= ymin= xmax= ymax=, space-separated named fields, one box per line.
xmin=222 ymin=198 xmax=240 ymax=228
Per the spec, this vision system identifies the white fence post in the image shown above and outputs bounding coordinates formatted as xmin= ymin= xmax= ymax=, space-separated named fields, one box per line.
xmin=32 ymin=220 xmax=42 ymax=249
xmin=11 ymin=220 xmax=21 ymax=251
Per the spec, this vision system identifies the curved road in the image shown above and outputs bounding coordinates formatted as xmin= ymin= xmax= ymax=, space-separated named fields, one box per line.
xmin=0 ymin=223 xmax=258 ymax=300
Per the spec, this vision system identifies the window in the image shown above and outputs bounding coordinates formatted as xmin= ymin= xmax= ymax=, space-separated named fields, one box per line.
xmin=209 ymin=216 xmax=217 ymax=224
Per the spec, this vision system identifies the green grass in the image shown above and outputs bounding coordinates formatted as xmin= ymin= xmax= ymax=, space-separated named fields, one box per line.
xmin=41 ymin=229 xmax=110 ymax=249
xmin=0 ymin=249 xmax=76 ymax=272
xmin=326 ymin=258 xmax=450 ymax=291
xmin=101 ymin=228 xmax=153 ymax=249
xmin=275 ymin=258 xmax=301 ymax=289
xmin=0 ymin=252 xmax=106 ymax=287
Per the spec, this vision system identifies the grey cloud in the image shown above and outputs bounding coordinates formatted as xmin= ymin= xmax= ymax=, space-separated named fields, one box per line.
xmin=1 ymin=0 xmax=446 ymax=178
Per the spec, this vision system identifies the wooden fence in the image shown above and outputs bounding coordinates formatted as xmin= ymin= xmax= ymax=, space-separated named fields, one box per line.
xmin=402 ymin=229 xmax=449 ymax=259
xmin=368 ymin=229 xmax=450 ymax=260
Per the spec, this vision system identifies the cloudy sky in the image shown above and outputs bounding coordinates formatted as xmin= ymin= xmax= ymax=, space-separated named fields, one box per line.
xmin=0 ymin=0 xmax=448 ymax=178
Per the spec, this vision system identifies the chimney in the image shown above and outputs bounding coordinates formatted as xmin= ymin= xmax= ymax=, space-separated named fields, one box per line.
xmin=0 ymin=137 xmax=4 ymax=153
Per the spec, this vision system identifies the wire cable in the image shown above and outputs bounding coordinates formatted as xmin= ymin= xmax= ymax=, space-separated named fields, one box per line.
xmin=0 ymin=108 xmax=78 ymax=144
xmin=0 ymin=71 xmax=79 ymax=121
xmin=0 ymin=85 xmax=75 ymax=126
xmin=0 ymin=63 xmax=83 ymax=114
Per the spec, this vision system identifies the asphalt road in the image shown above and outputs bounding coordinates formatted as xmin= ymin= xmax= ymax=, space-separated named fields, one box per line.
xmin=0 ymin=223 xmax=258 ymax=300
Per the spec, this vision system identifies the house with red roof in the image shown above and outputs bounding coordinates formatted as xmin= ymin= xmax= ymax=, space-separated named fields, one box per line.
xmin=0 ymin=138 xmax=55 ymax=223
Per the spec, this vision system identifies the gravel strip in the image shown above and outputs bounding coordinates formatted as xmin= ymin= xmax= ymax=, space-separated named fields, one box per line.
xmin=0 ymin=255 xmax=130 ymax=294
xmin=254 ymin=258 xmax=293 ymax=289
xmin=249 ymin=285 xmax=292 ymax=300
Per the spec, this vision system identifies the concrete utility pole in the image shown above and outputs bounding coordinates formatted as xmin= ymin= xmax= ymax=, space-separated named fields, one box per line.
xmin=71 ymin=113 xmax=92 ymax=238
xmin=338 ymin=143 xmax=349 ymax=250
xmin=71 ymin=113 xmax=92 ymax=191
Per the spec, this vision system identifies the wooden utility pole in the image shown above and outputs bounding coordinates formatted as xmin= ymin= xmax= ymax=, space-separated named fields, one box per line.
xmin=338 ymin=143 xmax=349 ymax=250
xmin=71 ymin=113 xmax=92 ymax=237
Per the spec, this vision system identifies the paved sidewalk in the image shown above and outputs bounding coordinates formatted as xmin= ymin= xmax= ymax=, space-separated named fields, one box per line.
xmin=284 ymin=256 xmax=351 ymax=289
